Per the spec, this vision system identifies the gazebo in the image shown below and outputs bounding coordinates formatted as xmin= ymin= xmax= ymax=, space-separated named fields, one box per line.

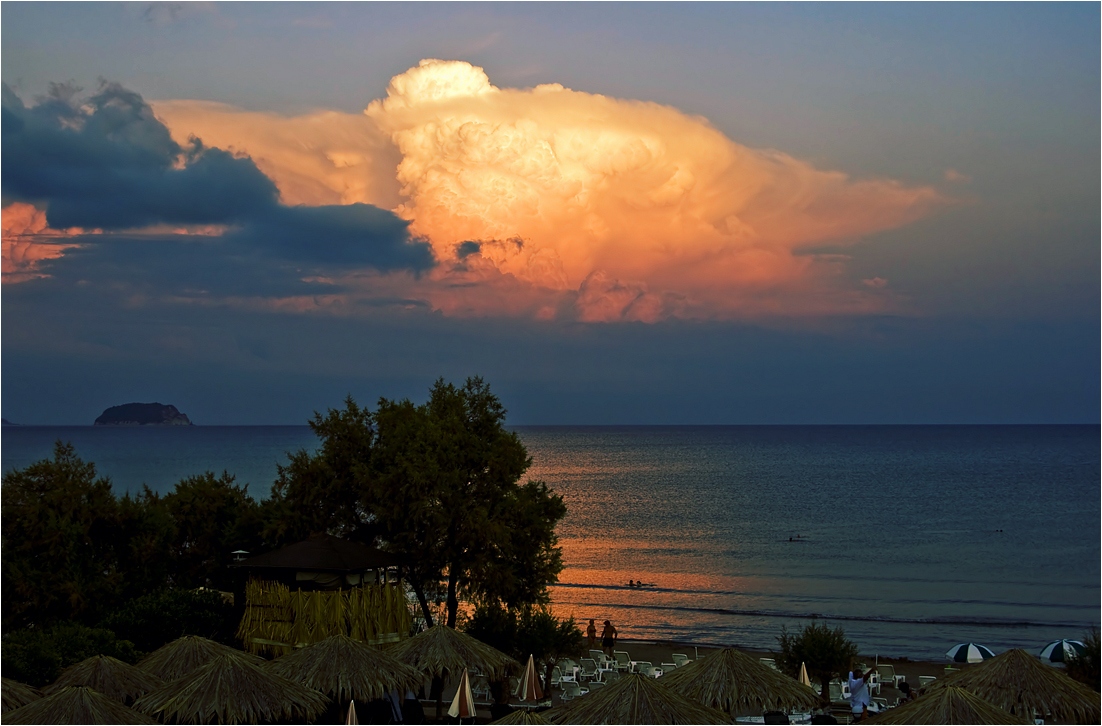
xmin=544 ymin=672 xmax=731 ymax=725
xmin=232 ymin=534 xmax=412 ymax=655
xmin=869 ymin=686 xmax=1029 ymax=724
xmin=45 ymin=655 xmax=162 ymax=705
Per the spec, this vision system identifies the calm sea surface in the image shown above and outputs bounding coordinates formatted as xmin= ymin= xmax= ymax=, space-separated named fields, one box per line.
xmin=3 ymin=424 xmax=1098 ymax=661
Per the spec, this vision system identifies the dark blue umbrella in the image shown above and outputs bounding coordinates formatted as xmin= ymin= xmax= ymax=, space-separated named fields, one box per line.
xmin=946 ymin=643 xmax=996 ymax=663
xmin=1038 ymin=640 xmax=1085 ymax=663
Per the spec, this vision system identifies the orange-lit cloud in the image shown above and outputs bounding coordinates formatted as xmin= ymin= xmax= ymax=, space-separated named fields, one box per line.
xmin=2 ymin=203 xmax=83 ymax=283
xmin=152 ymin=60 xmax=948 ymax=321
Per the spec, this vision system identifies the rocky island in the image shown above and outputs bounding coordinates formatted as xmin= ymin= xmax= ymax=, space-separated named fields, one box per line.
xmin=94 ymin=402 xmax=193 ymax=426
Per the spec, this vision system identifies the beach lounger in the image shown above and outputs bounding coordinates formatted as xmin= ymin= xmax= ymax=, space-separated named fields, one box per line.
xmin=918 ymin=675 xmax=937 ymax=689
xmin=636 ymin=662 xmax=663 ymax=678
xmin=875 ymin=664 xmax=904 ymax=688
xmin=760 ymin=657 xmax=780 ymax=670
xmin=589 ymin=649 xmax=607 ymax=664
xmin=550 ymin=666 xmax=564 ymax=688
xmin=602 ymin=669 xmax=621 ymax=682
xmin=672 ymin=653 xmax=692 ymax=667
xmin=586 ymin=681 xmax=606 ymax=691
xmin=613 ymin=650 xmax=631 ymax=671
xmin=578 ymin=658 xmax=599 ymax=680
xmin=559 ymin=681 xmax=588 ymax=701
xmin=660 ymin=661 xmax=677 ymax=674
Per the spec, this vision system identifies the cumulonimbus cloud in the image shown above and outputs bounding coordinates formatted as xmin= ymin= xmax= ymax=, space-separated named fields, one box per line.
xmin=15 ymin=63 xmax=948 ymax=320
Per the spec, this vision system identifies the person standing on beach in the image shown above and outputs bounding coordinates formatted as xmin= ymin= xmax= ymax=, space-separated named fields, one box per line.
xmin=587 ymin=619 xmax=597 ymax=648
xmin=600 ymin=620 xmax=617 ymax=658
xmin=848 ymin=668 xmax=872 ymax=722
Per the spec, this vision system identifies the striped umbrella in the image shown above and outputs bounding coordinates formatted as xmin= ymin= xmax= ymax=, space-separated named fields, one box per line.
xmin=515 ymin=654 xmax=544 ymax=702
xmin=1039 ymin=640 xmax=1086 ymax=664
xmin=947 ymin=643 xmax=996 ymax=663
xmin=448 ymin=668 xmax=477 ymax=721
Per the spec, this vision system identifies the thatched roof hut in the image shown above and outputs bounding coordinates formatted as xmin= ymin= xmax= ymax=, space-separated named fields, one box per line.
xmin=2 ymin=678 xmax=43 ymax=714
xmin=660 ymin=648 xmax=821 ymax=716
xmin=136 ymin=635 xmax=264 ymax=681
xmin=388 ymin=624 xmax=518 ymax=680
xmin=869 ymin=686 xmax=1030 ymax=724
xmin=491 ymin=707 xmax=554 ymax=724
xmin=133 ymin=651 xmax=328 ymax=724
xmin=544 ymin=672 xmax=731 ymax=724
xmin=4 ymin=686 xmax=155 ymax=725
xmin=44 ymin=655 xmax=163 ymax=704
xmin=266 ymin=633 xmax=424 ymax=702
xmin=926 ymin=648 xmax=1101 ymax=724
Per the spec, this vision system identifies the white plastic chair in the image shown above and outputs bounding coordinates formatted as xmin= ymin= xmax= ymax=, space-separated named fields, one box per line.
xmin=918 ymin=675 xmax=937 ymax=689
xmin=660 ymin=661 xmax=677 ymax=674
xmin=559 ymin=681 xmax=588 ymax=701
xmin=578 ymin=658 xmax=598 ymax=681
xmin=671 ymin=653 xmax=692 ymax=667
xmin=760 ymin=657 xmax=779 ymax=671
xmin=613 ymin=650 xmax=631 ymax=671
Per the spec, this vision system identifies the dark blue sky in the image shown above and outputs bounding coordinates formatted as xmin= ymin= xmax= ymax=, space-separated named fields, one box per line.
xmin=1 ymin=3 xmax=1097 ymax=424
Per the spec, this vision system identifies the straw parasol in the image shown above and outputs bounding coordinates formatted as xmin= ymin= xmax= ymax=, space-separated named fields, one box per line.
xmin=44 ymin=655 xmax=163 ymax=704
xmin=926 ymin=648 xmax=1101 ymax=724
xmin=491 ymin=707 xmax=554 ymax=724
xmin=136 ymin=635 xmax=264 ymax=681
xmin=544 ymin=672 xmax=731 ymax=724
xmin=4 ymin=686 xmax=155 ymax=725
xmin=660 ymin=647 xmax=821 ymax=717
xmin=2 ymin=678 xmax=43 ymax=713
xmin=266 ymin=633 xmax=424 ymax=702
xmin=388 ymin=624 xmax=519 ymax=680
xmin=868 ymin=686 xmax=1030 ymax=724
xmin=133 ymin=650 xmax=328 ymax=724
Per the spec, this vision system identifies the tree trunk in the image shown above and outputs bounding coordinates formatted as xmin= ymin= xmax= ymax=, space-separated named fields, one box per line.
xmin=446 ymin=565 xmax=459 ymax=628
xmin=410 ymin=577 xmax=434 ymax=628
xmin=432 ymin=674 xmax=444 ymax=720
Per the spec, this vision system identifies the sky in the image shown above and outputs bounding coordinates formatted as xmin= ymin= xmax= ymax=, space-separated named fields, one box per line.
xmin=2 ymin=2 xmax=1098 ymax=425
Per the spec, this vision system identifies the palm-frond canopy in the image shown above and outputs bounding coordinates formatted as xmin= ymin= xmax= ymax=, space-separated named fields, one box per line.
xmin=266 ymin=633 xmax=425 ymax=702
xmin=136 ymin=635 xmax=264 ymax=682
xmin=44 ymin=655 xmax=163 ymax=704
xmin=388 ymin=625 xmax=518 ymax=681
xmin=926 ymin=648 xmax=1101 ymax=724
xmin=4 ymin=686 xmax=155 ymax=725
xmin=660 ymin=648 xmax=821 ymax=716
xmin=2 ymin=678 xmax=43 ymax=714
xmin=491 ymin=707 xmax=554 ymax=724
xmin=544 ymin=672 xmax=731 ymax=724
xmin=133 ymin=651 xmax=328 ymax=725
xmin=869 ymin=686 xmax=1029 ymax=725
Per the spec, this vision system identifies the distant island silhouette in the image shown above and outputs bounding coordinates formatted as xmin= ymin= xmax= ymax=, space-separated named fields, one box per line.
xmin=94 ymin=402 xmax=193 ymax=426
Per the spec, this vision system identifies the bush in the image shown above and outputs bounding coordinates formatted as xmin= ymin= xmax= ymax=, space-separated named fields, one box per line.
xmin=2 ymin=622 xmax=138 ymax=687
xmin=1066 ymin=627 xmax=1100 ymax=691
xmin=775 ymin=622 xmax=859 ymax=701
xmin=99 ymin=588 xmax=238 ymax=653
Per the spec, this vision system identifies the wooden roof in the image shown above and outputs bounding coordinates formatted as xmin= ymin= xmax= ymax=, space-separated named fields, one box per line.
xmin=232 ymin=534 xmax=403 ymax=573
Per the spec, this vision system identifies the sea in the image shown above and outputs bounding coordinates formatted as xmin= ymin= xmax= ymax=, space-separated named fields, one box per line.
xmin=2 ymin=424 xmax=1098 ymax=662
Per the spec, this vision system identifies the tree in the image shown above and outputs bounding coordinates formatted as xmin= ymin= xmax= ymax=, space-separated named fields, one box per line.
xmin=162 ymin=471 xmax=264 ymax=589
xmin=99 ymin=588 xmax=238 ymax=653
xmin=268 ymin=377 xmax=568 ymax=630
xmin=1 ymin=442 xmax=123 ymax=628
xmin=775 ymin=622 xmax=859 ymax=702
xmin=368 ymin=377 xmax=564 ymax=627
xmin=1 ymin=622 xmax=139 ymax=687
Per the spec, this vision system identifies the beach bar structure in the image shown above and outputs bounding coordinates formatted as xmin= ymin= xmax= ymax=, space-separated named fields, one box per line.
xmin=232 ymin=534 xmax=412 ymax=656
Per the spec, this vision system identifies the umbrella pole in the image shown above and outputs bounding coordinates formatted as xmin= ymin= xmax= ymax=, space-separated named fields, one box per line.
xmin=433 ymin=674 xmax=444 ymax=720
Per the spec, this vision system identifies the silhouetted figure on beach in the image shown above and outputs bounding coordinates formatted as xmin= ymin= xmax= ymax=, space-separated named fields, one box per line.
xmin=587 ymin=619 xmax=597 ymax=648
xmin=601 ymin=620 xmax=617 ymax=658
xmin=848 ymin=668 xmax=872 ymax=722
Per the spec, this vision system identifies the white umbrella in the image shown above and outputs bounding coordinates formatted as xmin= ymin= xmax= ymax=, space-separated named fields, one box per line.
xmin=798 ymin=662 xmax=813 ymax=689
xmin=515 ymin=654 xmax=544 ymax=702
xmin=448 ymin=668 xmax=477 ymax=721
xmin=345 ymin=699 xmax=358 ymax=725
xmin=1039 ymin=639 xmax=1086 ymax=663
xmin=946 ymin=643 xmax=996 ymax=663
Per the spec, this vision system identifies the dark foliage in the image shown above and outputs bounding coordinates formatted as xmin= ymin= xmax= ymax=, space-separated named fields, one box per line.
xmin=775 ymin=622 xmax=858 ymax=702
xmin=1 ymin=622 xmax=138 ymax=688
xmin=1066 ymin=627 xmax=1100 ymax=692
xmin=98 ymin=588 xmax=237 ymax=653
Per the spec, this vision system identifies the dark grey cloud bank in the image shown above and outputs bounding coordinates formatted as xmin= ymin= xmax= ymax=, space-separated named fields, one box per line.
xmin=2 ymin=82 xmax=433 ymax=271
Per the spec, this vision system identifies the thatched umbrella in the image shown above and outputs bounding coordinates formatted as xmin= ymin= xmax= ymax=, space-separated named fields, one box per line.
xmin=926 ymin=648 xmax=1101 ymax=724
xmin=133 ymin=651 xmax=328 ymax=724
xmin=389 ymin=624 xmax=518 ymax=680
xmin=136 ymin=635 xmax=264 ymax=681
xmin=491 ymin=707 xmax=554 ymax=724
xmin=544 ymin=672 xmax=731 ymax=724
xmin=266 ymin=633 xmax=424 ymax=702
xmin=44 ymin=655 xmax=163 ymax=704
xmin=660 ymin=647 xmax=821 ymax=717
xmin=2 ymin=678 xmax=43 ymax=713
xmin=4 ymin=686 xmax=155 ymax=725
xmin=869 ymin=686 xmax=1030 ymax=724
